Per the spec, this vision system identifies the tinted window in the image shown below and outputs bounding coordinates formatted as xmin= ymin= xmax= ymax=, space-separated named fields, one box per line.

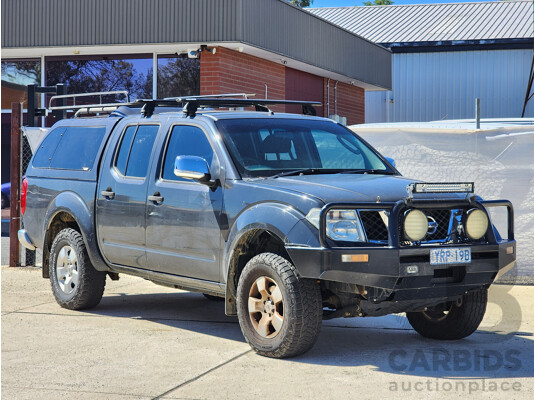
xmin=115 ymin=126 xmax=137 ymax=175
xmin=162 ymin=125 xmax=214 ymax=181
xmin=311 ymin=130 xmax=365 ymax=170
xmin=32 ymin=127 xmax=65 ymax=168
xmin=124 ymin=125 xmax=159 ymax=178
xmin=216 ymin=119 xmax=391 ymax=178
xmin=50 ymin=127 xmax=107 ymax=170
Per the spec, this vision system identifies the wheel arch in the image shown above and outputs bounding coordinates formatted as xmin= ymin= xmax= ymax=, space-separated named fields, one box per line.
xmin=223 ymin=202 xmax=317 ymax=315
xmin=42 ymin=191 xmax=109 ymax=278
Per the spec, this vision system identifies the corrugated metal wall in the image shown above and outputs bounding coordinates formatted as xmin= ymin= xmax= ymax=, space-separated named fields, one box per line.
xmin=242 ymin=0 xmax=391 ymax=91
xmin=2 ymin=0 xmax=239 ymax=47
xmin=365 ymin=49 xmax=534 ymax=123
xmin=1 ymin=0 xmax=392 ymax=90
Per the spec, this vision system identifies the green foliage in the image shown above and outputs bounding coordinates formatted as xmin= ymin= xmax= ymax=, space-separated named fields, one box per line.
xmin=155 ymin=58 xmax=201 ymax=98
xmin=362 ymin=0 xmax=394 ymax=5
xmin=8 ymin=56 xmax=200 ymax=101
xmin=44 ymin=59 xmax=150 ymax=99
xmin=289 ymin=0 xmax=313 ymax=7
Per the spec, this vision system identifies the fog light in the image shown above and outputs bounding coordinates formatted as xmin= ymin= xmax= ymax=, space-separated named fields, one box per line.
xmin=404 ymin=209 xmax=428 ymax=241
xmin=465 ymin=209 xmax=489 ymax=240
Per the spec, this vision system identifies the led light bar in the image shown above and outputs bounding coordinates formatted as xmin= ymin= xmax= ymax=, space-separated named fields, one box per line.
xmin=409 ymin=182 xmax=474 ymax=194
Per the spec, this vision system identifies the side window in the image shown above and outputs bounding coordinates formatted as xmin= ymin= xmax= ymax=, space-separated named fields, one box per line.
xmin=162 ymin=125 xmax=214 ymax=181
xmin=115 ymin=126 xmax=137 ymax=175
xmin=33 ymin=126 xmax=106 ymax=170
xmin=50 ymin=127 xmax=107 ymax=170
xmin=115 ymin=125 xmax=159 ymax=178
xmin=32 ymin=127 xmax=66 ymax=168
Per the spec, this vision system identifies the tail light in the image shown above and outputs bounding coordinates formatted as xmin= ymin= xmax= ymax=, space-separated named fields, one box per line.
xmin=21 ymin=178 xmax=27 ymax=215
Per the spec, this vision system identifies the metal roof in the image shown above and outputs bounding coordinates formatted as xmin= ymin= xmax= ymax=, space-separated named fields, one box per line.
xmin=309 ymin=1 xmax=534 ymax=45
xmin=1 ymin=0 xmax=391 ymax=90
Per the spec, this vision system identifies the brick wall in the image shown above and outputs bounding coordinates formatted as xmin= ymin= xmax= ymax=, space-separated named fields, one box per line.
xmin=200 ymin=47 xmax=286 ymax=111
xmin=323 ymin=79 xmax=365 ymax=126
xmin=200 ymin=47 xmax=365 ymax=123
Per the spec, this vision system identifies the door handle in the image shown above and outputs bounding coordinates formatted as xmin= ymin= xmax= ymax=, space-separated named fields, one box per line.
xmin=148 ymin=192 xmax=164 ymax=204
xmin=101 ymin=187 xmax=115 ymax=199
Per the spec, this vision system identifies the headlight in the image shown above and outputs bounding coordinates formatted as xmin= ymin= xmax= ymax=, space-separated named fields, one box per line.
xmin=306 ymin=208 xmax=366 ymax=242
xmin=465 ymin=208 xmax=489 ymax=240
xmin=404 ymin=209 xmax=428 ymax=241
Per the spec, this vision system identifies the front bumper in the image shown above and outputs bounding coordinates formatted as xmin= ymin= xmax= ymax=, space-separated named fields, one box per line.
xmin=287 ymin=197 xmax=516 ymax=301
xmin=288 ymin=241 xmax=515 ymax=299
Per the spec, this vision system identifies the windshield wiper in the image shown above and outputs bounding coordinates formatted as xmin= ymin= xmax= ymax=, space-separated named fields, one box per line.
xmin=338 ymin=169 xmax=396 ymax=175
xmin=270 ymin=168 xmax=323 ymax=179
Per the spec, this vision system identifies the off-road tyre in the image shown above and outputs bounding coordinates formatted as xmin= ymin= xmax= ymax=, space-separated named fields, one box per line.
xmin=406 ymin=288 xmax=488 ymax=340
xmin=236 ymin=252 xmax=322 ymax=358
xmin=49 ymin=228 xmax=106 ymax=310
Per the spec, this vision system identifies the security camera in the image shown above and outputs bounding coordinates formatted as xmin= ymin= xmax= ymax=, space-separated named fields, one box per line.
xmin=187 ymin=49 xmax=199 ymax=59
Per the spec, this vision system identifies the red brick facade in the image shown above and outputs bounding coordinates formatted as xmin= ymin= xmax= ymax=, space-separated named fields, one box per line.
xmin=323 ymin=79 xmax=365 ymax=126
xmin=200 ymin=47 xmax=286 ymax=112
xmin=200 ymin=47 xmax=365 ymax=125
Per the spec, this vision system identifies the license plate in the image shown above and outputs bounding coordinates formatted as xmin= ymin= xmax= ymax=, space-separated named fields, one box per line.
xmin=430 ymin=247 xmax=471 ymax=265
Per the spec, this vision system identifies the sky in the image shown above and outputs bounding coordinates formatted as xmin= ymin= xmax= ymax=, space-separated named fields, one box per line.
xmin=311 ymin=0 xmax=498 ymax=7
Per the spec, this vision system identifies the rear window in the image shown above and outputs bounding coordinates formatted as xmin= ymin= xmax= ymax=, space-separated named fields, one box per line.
xmin=114 ymin=125 xmax=159 ymax=178
xmin=33 ymin=126 xmax=107 ymax=170
xmin=32 ymin=127 xmax=66 ymax=168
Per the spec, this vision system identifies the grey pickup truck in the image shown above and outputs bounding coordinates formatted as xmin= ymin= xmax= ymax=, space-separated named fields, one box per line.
xmin=19 ymin=94 xmax=516 ymax=358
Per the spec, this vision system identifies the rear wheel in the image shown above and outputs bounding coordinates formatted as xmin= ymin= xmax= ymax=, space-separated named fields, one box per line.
xmin=236 ymin=253 xmax=322 ymax=358
xmin=406 ymin=288 xmax=488 ymax=340
xmin=49 ymin=228 xmax=106 ymax=310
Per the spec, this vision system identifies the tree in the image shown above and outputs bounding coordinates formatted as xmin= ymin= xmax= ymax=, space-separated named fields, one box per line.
xmin=44 ymin=59 xmax=151 ymax=100
xmin=157 ymin=58 xmax=200 ymax=98
xmin=362 ymin=0 xmax=394 ymax=5
xmin=289 ymin=0 xmax=313 ymax=7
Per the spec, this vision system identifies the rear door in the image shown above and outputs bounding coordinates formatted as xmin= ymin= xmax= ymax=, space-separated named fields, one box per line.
xmin=96 ymin=121 xmax=160 ymax=268
xmin=145 ymin=122 xmax=223 ymax=282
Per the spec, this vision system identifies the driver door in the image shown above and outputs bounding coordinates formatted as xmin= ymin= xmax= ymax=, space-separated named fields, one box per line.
xmin=145 ymin=123 xmax=223 ymax=282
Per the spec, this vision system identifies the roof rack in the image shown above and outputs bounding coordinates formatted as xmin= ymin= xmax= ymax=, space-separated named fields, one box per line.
xmin=164 ymin=93 xmax=255 ymax=100
xmin=49 ymin=90 xmax=130 ymax=111
xmin=46 ymin=90 xmax=322 ymax=118
xmin=128 ymin=97 xmax=321 ymax=118
xmin=179 ymin=98 xmax=322 ymax=118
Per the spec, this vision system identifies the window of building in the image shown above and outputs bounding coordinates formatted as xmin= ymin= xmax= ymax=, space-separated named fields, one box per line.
xmin=46 ymin=55 xmax=153 ymax=102
xmin=1 ymin=59 xmax=41 ymax=109
xmin=157 ymin=55 xmax=200 ymax=99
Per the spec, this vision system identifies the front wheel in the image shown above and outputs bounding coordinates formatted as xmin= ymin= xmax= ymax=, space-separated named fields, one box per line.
xmin=49 ymin=228 xmax=106 ymax=310
xmin=406 ymin=288 xmax=488 ymax=340
xmin=236 ymin=253 xmax=323 ymax=358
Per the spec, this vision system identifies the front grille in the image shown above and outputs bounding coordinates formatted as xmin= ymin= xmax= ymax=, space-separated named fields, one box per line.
xmin=360 ymin=211 xmax=388 ymax=242
xmin=358 ymin=208 xmax=454 ymax=244
xmin=425 ymin=209 xmax=452 ymax=241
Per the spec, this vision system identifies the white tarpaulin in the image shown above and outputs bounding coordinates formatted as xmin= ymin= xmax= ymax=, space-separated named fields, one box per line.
xmin=351 ymin=119 xmax=534 ymax=283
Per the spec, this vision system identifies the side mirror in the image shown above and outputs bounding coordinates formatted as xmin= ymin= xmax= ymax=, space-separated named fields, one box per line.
xmin=174 ymin=155 xmax=212 ymax=183
xmin=385 ymin=157 xmax=396 ymax=168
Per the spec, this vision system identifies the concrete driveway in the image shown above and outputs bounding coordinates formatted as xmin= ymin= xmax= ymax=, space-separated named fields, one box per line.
xmin=2 ymin=266 xmax=533 ymax=399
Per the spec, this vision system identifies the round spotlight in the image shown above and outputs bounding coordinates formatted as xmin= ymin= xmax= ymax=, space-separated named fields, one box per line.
xmin=465 ymin=209 xmax=489 ymax=240
xmin=404 ymin=209 xmax=428 ymax=241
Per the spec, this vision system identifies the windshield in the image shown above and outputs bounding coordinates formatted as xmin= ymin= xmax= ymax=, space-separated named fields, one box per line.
xmin=215 ymin=118 xmax=394 ymax=178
